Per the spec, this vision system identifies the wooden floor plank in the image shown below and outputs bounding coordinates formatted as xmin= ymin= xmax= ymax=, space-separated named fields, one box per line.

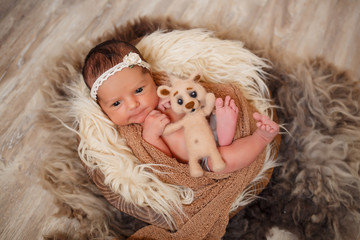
xmin=0 ymin=1 xmax=359 ymax=239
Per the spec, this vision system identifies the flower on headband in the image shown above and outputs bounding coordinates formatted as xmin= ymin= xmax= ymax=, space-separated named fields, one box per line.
xmin=123 ymin=52 xmax=142 ymax=66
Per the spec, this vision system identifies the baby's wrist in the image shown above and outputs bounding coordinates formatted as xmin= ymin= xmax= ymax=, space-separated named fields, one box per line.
xmin=142 ymin=131 xmax=161 ymax=143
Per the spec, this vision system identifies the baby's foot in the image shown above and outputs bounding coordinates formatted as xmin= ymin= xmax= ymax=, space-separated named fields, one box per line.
xmin=253 ymin=112 xmax=279 ymax=143
xmin=215 ymin=96 xmax=239 ymax=146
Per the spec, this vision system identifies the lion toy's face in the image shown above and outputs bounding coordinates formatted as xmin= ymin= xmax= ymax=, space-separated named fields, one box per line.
xmin=157 ymin=73 xmax=207 ymax=114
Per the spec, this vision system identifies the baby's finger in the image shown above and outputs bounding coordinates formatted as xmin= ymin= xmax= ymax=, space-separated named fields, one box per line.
xmin=158 ymin=117 xmax=170 ymax=128
xmin=163 ymin=102 xmax=171 ymax=109
xmin=162 ymin=118 xmax=170 ymax=125
xmin=148 ymin=110 xmax=160 ymax=116
xmin=158 ymin=114 xmax=169 ymax=121
xmin=158 ymin=104 xmax=165 ymax=111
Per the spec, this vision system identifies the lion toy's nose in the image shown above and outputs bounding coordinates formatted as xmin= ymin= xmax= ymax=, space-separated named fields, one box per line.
xmin=185 ymin=101 xmax=194 ymax=109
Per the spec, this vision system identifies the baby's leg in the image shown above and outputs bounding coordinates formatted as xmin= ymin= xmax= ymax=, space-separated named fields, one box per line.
xmin=253 ymin=112 xmax=279 ymax=142
xmin=209 ymin=112 xmax=279 ymax=174
xmin=215 ymin=96 xmax=239 ymax=146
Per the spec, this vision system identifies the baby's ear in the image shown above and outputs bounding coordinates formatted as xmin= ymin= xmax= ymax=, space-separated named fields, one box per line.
xmin=157 ymin=85 xmax=172 ymax=98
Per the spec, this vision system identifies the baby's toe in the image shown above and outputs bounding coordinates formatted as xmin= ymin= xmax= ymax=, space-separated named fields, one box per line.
xmin=215 ymin=98 xmax=224 ymax=108
xmin=253 ymin=112 xmax=261 ymax=120
xmin=266 ymin=125 xmax=271 ymax=132
xmin=261 ymin=114 xmax=270 ymax=122
xmin=234 ymin=106 xmax=239 ymax=114
xmin=224 ymin=96 xmax=231 ymax=106
xmin=229 ymin=99 xmax=238 ymax=111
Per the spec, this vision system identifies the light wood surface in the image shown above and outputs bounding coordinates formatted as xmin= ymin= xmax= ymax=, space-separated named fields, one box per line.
xmin=0 ymin=1 xmax=359 ymax=239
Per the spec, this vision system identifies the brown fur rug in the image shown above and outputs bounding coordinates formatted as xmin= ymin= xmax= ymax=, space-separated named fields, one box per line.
xmin=40 ymin=17 xmax=360 ymax=240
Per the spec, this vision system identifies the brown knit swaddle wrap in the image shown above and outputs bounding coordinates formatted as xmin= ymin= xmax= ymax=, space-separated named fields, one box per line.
xmin=115 ymin=82 xmax=266 ymax=239
xmin=82 ymin=80 xmax=269 ymax=239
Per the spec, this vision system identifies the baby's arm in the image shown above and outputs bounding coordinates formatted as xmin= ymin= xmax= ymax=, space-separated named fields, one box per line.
xmin=142 ymin=110 xmax=172 ymax=157
xmin=157 ymin=97 xmax=185 ymax=135
xmin=163 ymin=120 xmax=184 ymax=136
xmin=208 ymin=112 xmax=279 ymax=173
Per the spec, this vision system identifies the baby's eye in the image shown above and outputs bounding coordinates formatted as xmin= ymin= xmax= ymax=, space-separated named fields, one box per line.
xmin=189 ymin=91 xmax=197 ymax=98
xmin=135 ymin=87 xmax=144 ymax=94
xmin=112 ymin=101 xmax=121 ymax=107
xmin=177 ymin=98 xmax=183 ymax=105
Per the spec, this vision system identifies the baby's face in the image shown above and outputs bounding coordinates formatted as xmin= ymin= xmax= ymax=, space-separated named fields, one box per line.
xmin=96 ymin=66 xmax=159 ymax=126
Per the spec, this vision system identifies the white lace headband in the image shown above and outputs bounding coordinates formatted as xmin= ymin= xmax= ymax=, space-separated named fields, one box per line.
xmin=90 ymin=52 xmax=151 ymax=100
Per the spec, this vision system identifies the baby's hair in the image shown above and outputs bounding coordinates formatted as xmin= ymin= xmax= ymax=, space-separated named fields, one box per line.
xmin=82 ymin=40 xmax=147 ymax=88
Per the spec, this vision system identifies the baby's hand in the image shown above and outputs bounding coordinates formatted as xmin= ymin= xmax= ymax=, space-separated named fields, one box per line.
xmin=142 ymin=110 xmax=170 ymax=141
xmin=158 ymin=97 xmax=171 ymax=111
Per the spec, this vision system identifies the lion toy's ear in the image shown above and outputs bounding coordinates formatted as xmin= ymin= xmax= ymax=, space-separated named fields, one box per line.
xmin=157 ymin=85 xmax=172 ymax=98
xmin=189 ymin=72 xmax=201 ymax=82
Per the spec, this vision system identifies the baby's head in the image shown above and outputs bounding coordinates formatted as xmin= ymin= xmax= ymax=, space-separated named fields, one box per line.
xmin=82 ymin=40 xmax=159 ymax=126
xmin=83 ymin=40 xmax=148 ymax=91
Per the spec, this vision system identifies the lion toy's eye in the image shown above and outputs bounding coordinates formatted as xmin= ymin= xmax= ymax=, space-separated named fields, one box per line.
xmin=178 ymin=98 xmax=183 ymax=105
xmin=190 ymin=91 xmax=197 ymax=98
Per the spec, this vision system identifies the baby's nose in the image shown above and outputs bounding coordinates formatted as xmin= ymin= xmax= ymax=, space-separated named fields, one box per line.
xmin=185 ymin=101 xmax=194 ymax=109
xmin=128 ymin=97 xmax=139 ymax=109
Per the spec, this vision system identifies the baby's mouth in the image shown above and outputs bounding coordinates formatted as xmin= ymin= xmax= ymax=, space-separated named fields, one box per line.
xmin=132 ymin=108 xmax=146 ymax=119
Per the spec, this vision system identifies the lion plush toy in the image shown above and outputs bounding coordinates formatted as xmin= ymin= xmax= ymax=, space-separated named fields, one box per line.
xmin=157 ymin=72 xmax=226 ymax=177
